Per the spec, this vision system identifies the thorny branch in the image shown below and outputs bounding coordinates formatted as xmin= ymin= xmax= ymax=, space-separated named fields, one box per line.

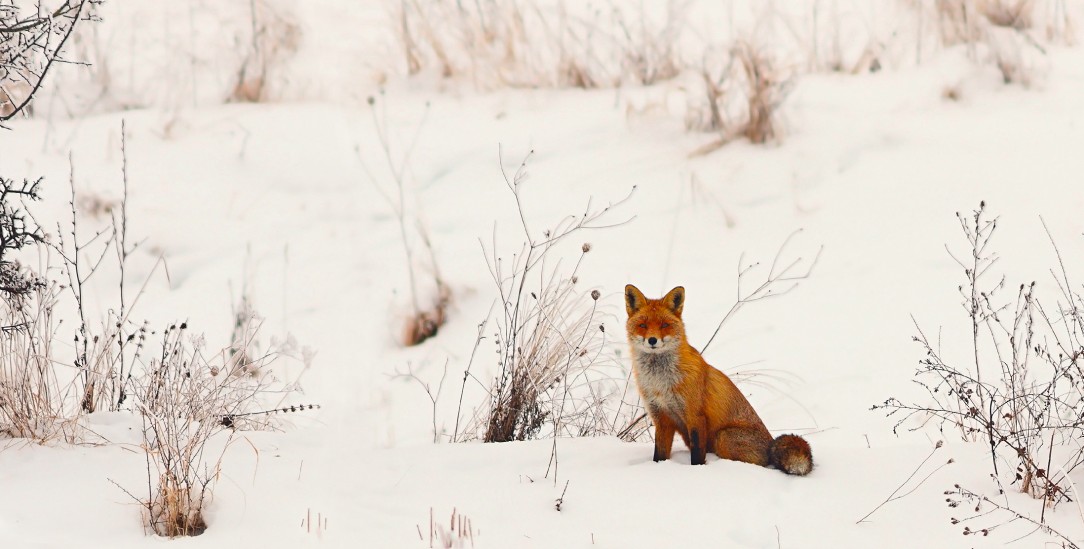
xmin=0 ymin=0 xmax=99 ymax=126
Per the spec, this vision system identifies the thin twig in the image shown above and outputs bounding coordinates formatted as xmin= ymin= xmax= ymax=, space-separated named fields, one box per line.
xmin=856 ymin=441 xmax=948 ymax=524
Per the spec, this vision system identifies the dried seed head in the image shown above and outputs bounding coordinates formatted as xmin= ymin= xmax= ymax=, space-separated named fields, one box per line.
xmin=590 ymin=289 xmax=600 ymax=300
xmin=582 ymin=243 xmax=592 ymax=253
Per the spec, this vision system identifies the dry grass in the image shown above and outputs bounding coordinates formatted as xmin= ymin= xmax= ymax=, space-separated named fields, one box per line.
xmin=392 ymin=0 xmax=686 ymax=90
xmin=735 ymin=42 xmax=790 ymax=144
xmin=151 ymin=481 xmax=209 ymax=537
xmin=0 ymin=175 xmax=82 ymax=442
xmin=420 ymin=507 xmax=475 ymax=548
xmin=229 ymin=0 xmax=301 ymax=103
xmin=927 ymin=0 xmax=1072 ymax=87
xmin=403 ymin=283 xmax=451 ymax=347
xmin=482 ymin=274 xmax=609 ymax=442
xmin=688 ymin=41 xmax=793 ymax=154
xmin=0 ymin=283 xmax=83 ymax=442
xmin=935 ymin=0 xmax=1040 ymax=44
xmin=936 ymin=0 xmax=983 ymax=45
xmin=0 ymin=81 xmax=32 ymax=119
xmin=978 ymin=0 xmax=1034 ymax=30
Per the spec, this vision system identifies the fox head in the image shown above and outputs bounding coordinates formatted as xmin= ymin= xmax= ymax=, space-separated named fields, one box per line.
xmin=625 ymin=284 xmax=685 ymax=354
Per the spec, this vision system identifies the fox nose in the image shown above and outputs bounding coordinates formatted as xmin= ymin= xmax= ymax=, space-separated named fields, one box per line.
xmin=648 ymin=337 xmax=658 ymax=346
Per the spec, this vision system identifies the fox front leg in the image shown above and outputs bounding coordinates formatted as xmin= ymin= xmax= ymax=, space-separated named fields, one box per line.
xmin=651 ymin=412 xmax=677 ymax=462
xmin=687 ymin=414 xmax=709 ymax=465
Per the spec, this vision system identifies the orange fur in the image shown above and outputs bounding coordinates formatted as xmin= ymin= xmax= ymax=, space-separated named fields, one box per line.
xmin=625 ymin=284 xmax=812 ymax=475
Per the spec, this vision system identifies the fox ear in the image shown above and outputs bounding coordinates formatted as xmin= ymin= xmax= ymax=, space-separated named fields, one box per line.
xmin=663 ymin=286 xmax=685 ymax=316
xmin=625 ymin=284 xmax=646 ymax=316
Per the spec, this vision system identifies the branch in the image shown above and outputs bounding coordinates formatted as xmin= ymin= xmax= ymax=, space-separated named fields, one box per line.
xmin=701 ymin=229 xmax=821 ymax=353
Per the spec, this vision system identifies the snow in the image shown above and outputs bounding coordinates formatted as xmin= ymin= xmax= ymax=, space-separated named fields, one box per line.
xmin=4 ymin=1 xmax=1084 ymax=547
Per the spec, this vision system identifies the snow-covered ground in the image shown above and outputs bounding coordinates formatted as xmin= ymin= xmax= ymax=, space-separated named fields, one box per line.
xmin=4 ymin=1 xmax=1084 ymax=548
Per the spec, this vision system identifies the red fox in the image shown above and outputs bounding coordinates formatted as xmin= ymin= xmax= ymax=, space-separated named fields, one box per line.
xmin=625 ymin=284 xmax=812 ymax=475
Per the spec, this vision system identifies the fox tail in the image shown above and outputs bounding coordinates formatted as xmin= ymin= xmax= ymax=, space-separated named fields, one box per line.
xmin=768 ymin=434 xmax=813 ymax=476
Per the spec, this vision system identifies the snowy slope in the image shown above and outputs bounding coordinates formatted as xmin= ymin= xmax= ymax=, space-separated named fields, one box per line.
xmin=4 ymin=2 xmax=1084 ymax=548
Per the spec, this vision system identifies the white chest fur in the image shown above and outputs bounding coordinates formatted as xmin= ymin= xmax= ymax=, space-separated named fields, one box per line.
xmin=632 ymin=350 xmax=686 ymax=421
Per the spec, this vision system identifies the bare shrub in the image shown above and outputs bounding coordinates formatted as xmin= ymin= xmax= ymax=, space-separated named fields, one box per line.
xmin=128 ymin=314 xmax=315 ymax=537
xmin=689 ymin=63 xmax=730 ymax=135
xmin=613 ymin=2 xmax=684 ymax=86
xmin=687 ymin=42 xmax=794 ymax=155
xmin=875 ymin=202 xmax=1084 ymax=544
xmin=52 ymin=126 xmax=157 ymax=414
xmin=102 ymin=294 xmax=314 ymax=535
xmin=734 ymin=42 xmax=791 ymax=144
xmin=0 ymin=90 xmax=311 ymax=544
xmin=132 ymin=322 xmax=263 ymax=537
xmin=0 ymin=167 xmax=127 ymax=443
xmin=230 ymin=0 xmax=301 ymax=103
xmin=0 ymin=282 xmax=82 ymax=441
xmin=458 ymin=151 xmax=633 ymax=444
xmin=985 ymin=25 xmax=1043 ymax=86
xmin=934 ymin=0 xmax=1045 ymax=44
xmin=0 ymin=176 xmax=82 ymax=441
xmin=482 ymin=272 xmax=606 ymax=443
xmin=360 ymin=95 xmax=450 ymax=346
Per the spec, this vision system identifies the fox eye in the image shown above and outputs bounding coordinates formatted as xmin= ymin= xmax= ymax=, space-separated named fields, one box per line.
xmin=661 ymin=322 xmax=670 ymax=329
xmin=638 ymin=323 xmax=647 ymax=329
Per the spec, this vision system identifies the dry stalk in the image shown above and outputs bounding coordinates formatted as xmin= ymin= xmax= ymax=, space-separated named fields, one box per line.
xmin=359 ymin=95 xmax=450 ymax=346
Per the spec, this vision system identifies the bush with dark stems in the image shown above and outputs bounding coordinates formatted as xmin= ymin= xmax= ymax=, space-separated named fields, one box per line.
xmin=875 ymin=202 xmax=1084 ymax=545
xmin=475 ymin=150 xmax=634 ymax=445
xmin=0 ymin=0 xmax=98 ymax=124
